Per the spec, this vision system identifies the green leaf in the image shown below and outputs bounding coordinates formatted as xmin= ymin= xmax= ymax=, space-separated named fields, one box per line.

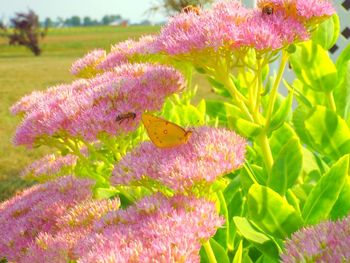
xmin=162 ymin=101 xmax=204 ymax=126
xmin=312 ymin=14 xmax=340 ymax=50
xmin=241 ymin=163 xmax=267 ymax=187
xmin=293 ymin=105 xmax=350 ymax=160
xmin=269 ymin=123 xmax=297 ymax=158
xmin=290 ymin=41 xmax=338 ymax=92
xmin=336 ymin=43 xmax=350 ymax=80
xmin=232 ymin=240 xmax=243 ymax=263
xmin=205 ymin=100 xmax=242 ymax=126
xmin=233 ymin=217 xmax=281 ymax=260
xmin=223 ymin=176 xmax=241 ymax=204
xmin=302 ymin=155 xmax=349 ymax=224
xmin=330 ymin=176 xmax=350 ymax=220
xmin=301 ymin=147 xmax=323 ymax=180
xmin=284 ymin=79 xmax=313 ymax=108
xmin=247 ymin=184 xmax=303 ymax=239
xmin=228 ymin=117 xmax=262 ymax=139
xmin=261 ymin=74 xmax=275 ymax=96
xmin=209 ymin=238 xmax=230 ymax=263
xmin=195 ymin=67 xmax=206 ymax=74
xmin=268 ymin=138 xmax=303 ymax=195
xmin=334 ymin=43 xmax=350 ymax=122
xmin=269 ymin=91 xmax=293 ymax=132
xmin=94 ymin=187 xmax=119 ymax=200
xmin=207 ymin=77 xmax=231 ymax=98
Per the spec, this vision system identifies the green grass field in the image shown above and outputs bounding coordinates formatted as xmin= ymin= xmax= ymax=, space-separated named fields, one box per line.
xmin=0 ymin=26 xmax=162 ymax=201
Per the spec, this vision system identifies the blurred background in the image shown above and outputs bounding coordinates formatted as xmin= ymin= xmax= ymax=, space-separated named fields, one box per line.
xmin=0 ymin=0 xmax=349 ymax=201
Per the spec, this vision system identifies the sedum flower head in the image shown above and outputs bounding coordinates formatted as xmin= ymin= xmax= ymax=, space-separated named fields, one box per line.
xmin=156 ymin=10 xmax=210 ymax=55
xmin=23 ymin=198 xmax=120 ymax=263
xmin=112 ymin=127 xmax=246 ymax=192
xmin=21 ymin=153 xmax=78 ymax=182
xmin=281 ymin=215 xmax=350 ymax=262
xmin=156 ymin=0 xmax=334 ymax=56
xmin=75 ymin=193 xmax=224 ymax=263
xmin=0 ymin=176 xmax=94 ymax=262
xmin=257 ymin=0 xmax=335 ymax=24
xmin=240 ymin=10 xmax=308 ymax=51
xmin=13 ymin=63 xmax=184 ymax=146
xmin=98 ymin=35 xmax=157 ymax=70
xmin=10 ymin=80 xmax=89 ymax=116
xmin=70 ymin=49 xmax=106 ymax=78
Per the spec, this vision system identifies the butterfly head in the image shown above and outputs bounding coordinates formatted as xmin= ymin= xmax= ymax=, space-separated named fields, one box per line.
xmin=184 ymin=130 xmax=193 ymax=143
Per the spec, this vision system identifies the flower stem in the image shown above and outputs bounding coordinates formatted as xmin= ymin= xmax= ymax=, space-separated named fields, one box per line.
xmin=254 ymin=59 xmax=263 ymax=120
xmin=203 ymin=240 xmax=217 ymax=263
xmin=217 ymin=191 xmax=233 ymax=251
xmin=327 ymin=91 xmax=337 ymax=112
xmin=224 ymin=76 xmax=254 ymax=122
xmin=264 ymin=52 xmax=289 ymax=130
xmin=258 ymin=52 xmax=288 ymax=172
xmin=257 ymin=133 xmax=274 ymax=172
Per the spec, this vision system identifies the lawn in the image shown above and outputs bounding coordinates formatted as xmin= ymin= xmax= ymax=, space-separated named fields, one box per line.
xmin=0 ymin=26 xmax=162 ymax=201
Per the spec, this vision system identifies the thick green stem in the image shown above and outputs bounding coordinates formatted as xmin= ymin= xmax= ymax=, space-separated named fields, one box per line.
xmin=327 ymin=91 xmax=337 ymax=112
xmin=217 ymin=191 xmax=233 ymax=251
xmin=257 ymin=132 xmax=274 ymax=171
xmin=223 ymin=76 xmax=254 ymax=122
xmin=203 ymin=240 xmax=217 ymax=263
xmin=258 ymin=52 xmax=288 ymax=172
xmin=254 ymin=60 xmax=263 ymax=120
xmin=264 ymin=52 xmax=289 ymax=130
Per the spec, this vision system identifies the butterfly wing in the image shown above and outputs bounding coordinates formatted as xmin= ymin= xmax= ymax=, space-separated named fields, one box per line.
xmin=141 ymin=113 xmax=192 ymax=148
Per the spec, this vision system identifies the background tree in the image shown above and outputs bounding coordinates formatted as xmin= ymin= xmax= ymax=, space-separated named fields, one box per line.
xmin=3 ymin=10 xmax=47 ymax=56
xmin=148 ymin=0 xmax=214 ymax=15
xmin=83 ymin=16 xmax=94 ymax=26
xmin=44 ymin=17 xmax=53 ymax=28
xmin=64 ymin=16 xmax=81 ymax=27
xmin=101 ymin=15 xmax=122 ymax=25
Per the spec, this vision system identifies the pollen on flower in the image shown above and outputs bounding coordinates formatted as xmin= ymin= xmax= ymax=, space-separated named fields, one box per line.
xmin=111 ymin=126 xmax=246 ymax=192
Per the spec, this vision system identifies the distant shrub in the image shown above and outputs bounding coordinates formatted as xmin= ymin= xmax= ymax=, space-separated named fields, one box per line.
xmin=6 ymin=10 xmax=47 ymax=56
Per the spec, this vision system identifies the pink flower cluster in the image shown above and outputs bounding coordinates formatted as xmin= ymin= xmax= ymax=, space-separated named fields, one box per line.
xmin=23 ymin=198 xmax=120 ymax=263
xmin=155 ymin=0 xmax=334 ymax=54
xmin=112 ymin=127 xmax=246 ymax=192
xmin=12 ymin=63 xmax=184 ymax=147
xmin=281 ymin=215 xmax=350 ymax=262
xmin=0 ymin=176 xmax=94 ymax=262
xmin=98 ymin=35 xmax=157 ymax=70
xmin=0 ymin=185 xmax=222 ymax=262
xmin=69 ymin=0 xmax=334 ymax=69
xmin=257 ymin=0 xmax=335 ymax=22
xmin=70 ymin=49 xmax=106 ymax=78
xmin=75 ymin=194 xmax=224 ymax=262
xmin=21 ymin=154 xmax=78 ymax=182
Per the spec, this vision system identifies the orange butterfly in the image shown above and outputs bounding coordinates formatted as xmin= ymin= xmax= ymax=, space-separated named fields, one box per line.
xmin=141 ymin=113 xmax=192 ymax=148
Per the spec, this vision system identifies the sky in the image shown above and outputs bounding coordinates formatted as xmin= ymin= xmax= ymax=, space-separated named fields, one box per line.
xmin=0 ymin=0 xmax=167 ymax=23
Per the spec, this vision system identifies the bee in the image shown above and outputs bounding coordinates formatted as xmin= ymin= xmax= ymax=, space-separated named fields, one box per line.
xmin=115 ymin=112 xmax=136 ymax=124
xmin=262 ymin=3 xmax=274 ymax=15
xmin=182 ymin=5 xmax=201 ymax=15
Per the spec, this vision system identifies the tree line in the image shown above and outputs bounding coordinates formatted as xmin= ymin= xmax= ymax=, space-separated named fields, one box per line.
xmin=43 ymin=14 xmax=125 ymax=27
